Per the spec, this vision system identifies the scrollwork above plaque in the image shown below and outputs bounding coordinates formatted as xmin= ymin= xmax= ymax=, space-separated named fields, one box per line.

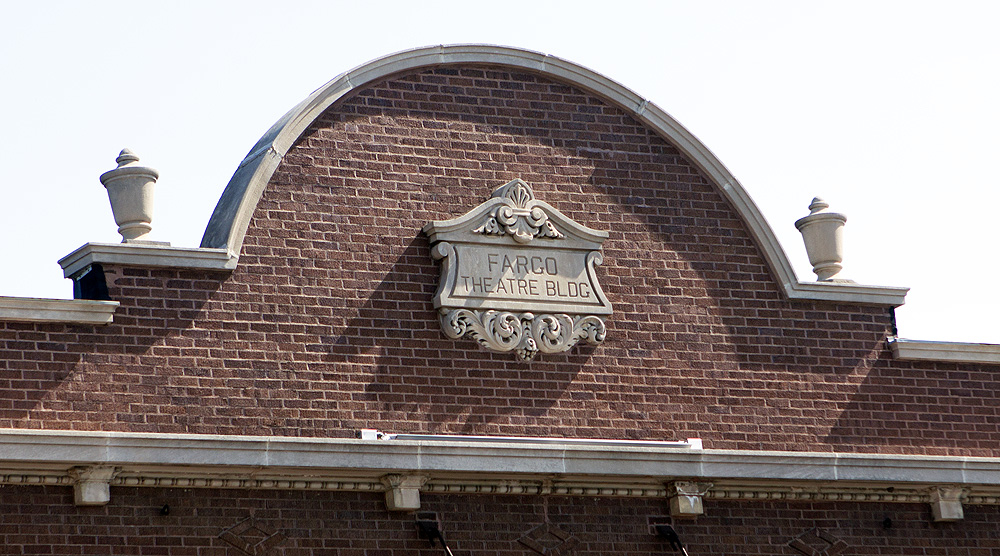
xmin=472 ymin=179 xmax=565 ymax=243
xmin=423 ymin=179 xmax=612 ymax=360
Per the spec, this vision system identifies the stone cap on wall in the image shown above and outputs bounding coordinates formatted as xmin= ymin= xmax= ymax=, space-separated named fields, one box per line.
xmin=0 ymin=296 xmax=118 ymax=325
xmin=0 ymin=244 xmax=234 ymax=325
xmin=59 ymin=242 xmax=237 ymax=279
xmin=888 ymin=337 xmax=1000 ymax=365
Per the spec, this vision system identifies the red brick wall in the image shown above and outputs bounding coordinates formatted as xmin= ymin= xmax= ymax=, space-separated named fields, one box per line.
xmin=1 ymin=485 xmax=996 ymax=555
xmin=1 ymin=64 xmax=998 ymax=455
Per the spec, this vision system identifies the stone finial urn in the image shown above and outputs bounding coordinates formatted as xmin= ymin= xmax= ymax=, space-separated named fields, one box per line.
xmin=794 ymin=197 xmax=846 ymax=281
xmin=99 ymin=149 xmax=159 ymax=242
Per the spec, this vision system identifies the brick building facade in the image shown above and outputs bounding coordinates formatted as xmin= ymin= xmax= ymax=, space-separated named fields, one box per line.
xmin=2 ymin=45 xmax=998 ymax=554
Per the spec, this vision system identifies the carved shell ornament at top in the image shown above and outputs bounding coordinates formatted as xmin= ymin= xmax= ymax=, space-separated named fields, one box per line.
xmin=473 ymin=179 xmax=565 ymax=243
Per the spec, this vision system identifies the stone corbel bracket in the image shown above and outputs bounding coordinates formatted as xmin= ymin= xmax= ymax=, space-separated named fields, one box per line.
xmin=667 ymin=481 xmax=713 ymax=517
xmin=929 ymin=485 xmax=969 ymax=522
xmin=69 ymin=465 xmax=120 ymax=506
xmin=381 ymin=473 xmax=429 ymax=511
xmin=424 ymin=179 xmax=612 ymax=360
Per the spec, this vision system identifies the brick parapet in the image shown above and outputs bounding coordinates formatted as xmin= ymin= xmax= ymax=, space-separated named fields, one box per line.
xmin=0 ymin=65 xmax=995 ymax=456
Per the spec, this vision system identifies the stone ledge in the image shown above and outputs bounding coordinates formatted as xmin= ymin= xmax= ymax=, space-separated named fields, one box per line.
xmin=2 ymin=428 xmax=999 ymax=496
xmin=0 ymin=296 xmax=119 ymax=325
xmin=785 ymin=280 xmax=909 ymax=306
xmin=888 ymin=337 xmax=1000 ymax=364
xmin=59 ymin=242 xmax=237 ymax=278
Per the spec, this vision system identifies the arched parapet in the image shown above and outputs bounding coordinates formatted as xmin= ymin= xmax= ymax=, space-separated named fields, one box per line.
xmin=200 ymin=44 xmax=907 ymax=306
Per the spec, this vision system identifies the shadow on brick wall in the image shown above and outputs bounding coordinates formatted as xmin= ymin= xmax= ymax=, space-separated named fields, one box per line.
xmin=824 ymin=344 xmax=1000 ymax=456
xmin=0 ymin=267 xmax=227 ymax=430
xmin=317 ymin=234 xmax=600 ymax=436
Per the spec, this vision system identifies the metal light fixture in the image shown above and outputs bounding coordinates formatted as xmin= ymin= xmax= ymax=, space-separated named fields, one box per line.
xmin=655 ymin=524 xmax=689 ymax=555
xmin=416 ymin=514 xmax=455 ymax=556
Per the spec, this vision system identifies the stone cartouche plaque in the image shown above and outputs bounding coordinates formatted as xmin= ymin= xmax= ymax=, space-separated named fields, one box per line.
xmin=422 ymin=179 xmax=612 ymax=360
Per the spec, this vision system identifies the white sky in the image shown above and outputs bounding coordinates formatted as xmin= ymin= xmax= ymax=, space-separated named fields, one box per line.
xmin=1 ymin=1 xmax=997 ymax=343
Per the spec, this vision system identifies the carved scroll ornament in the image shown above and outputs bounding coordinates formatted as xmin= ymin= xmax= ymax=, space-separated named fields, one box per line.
xmin=441 ymin=308 xmax=607 ymax=361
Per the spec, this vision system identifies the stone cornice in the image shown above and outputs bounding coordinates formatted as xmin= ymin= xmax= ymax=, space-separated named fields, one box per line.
xmin=59 ymin=242 xmax=237 ymax=278
xmin=888 ymin=337 xmax=1000 ymax=365
xmin=3 ymin=429 xmax=999 ymax=503
xmin=0 ymin=296 xmax=119 ymax=325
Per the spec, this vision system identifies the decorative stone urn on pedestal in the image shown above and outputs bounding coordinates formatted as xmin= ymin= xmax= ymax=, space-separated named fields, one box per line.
xmin=99 ymin=149 xmax=159 ymax=243
xmin=794 ymin=197 xmax=847 ymax=281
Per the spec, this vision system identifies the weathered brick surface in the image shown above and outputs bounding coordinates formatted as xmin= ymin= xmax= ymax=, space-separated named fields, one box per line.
xmin=0 ymin=65 xmax=998 ymax=456
xmin=1 ymin=485 xmax=997 ymax=555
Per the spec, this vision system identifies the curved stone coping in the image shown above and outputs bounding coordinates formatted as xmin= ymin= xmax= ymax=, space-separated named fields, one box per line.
xmin=199 ymin=44 xmax=907 ymax=307
xmin=889 ymin=337 xmax=1000 ymax=365
xmin=59 ymin=242 xmax=237 ymax=278
xmin=2 ymin=428 xmax=997 ymax=492
xmin=0 ymin=297 xmax=118 ymax=325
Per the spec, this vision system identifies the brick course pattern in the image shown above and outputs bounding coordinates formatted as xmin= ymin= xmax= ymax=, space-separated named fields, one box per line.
xmin=1 ymin=486 xmax=997 ymax=555
xmin=1 ymin=65 xmax=998 ymax=455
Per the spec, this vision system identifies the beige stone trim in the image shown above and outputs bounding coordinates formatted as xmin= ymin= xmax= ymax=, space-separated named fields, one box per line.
xmin=381 ymin=473 xmax=429 ymax=511
xmin=888 ymin=337 xmax=1000 ymax=364
xmin=929 ymin=485 xmax=968 ymax=522
xmin=786 ymin=279 xmax=907 ymax=306
xmin=59 ymin=242 xmax=237 ymax=278
xmin=199 ymin=44 xmax=907 ymax=307
xmin=0 ymin=296 xmax=118 ymax=325
xmin=1 ymin=429 xmax=998 ymax=508
xmin=0 ymin=472 xmax=983 ymax=504
xmin=68 ymin=465 xmax=119 ymax=506
xmin=667 ymin=481 xmax=712 ymax=517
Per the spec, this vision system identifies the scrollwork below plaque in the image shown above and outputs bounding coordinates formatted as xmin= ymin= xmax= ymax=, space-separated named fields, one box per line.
xmin=441 ymin=308 xmax=607 ymax=361
xmin=423 ymin=179 xmax=612 ymax=360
